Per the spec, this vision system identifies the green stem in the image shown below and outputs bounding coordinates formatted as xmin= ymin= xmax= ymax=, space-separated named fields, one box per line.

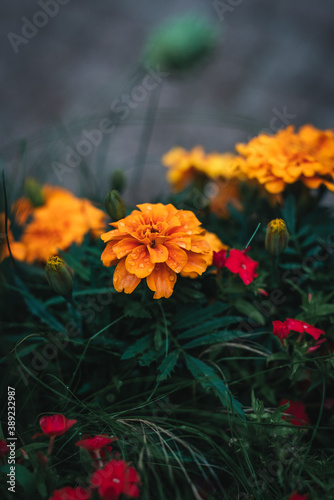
xmin=130 ymin=84 xmax=162 ymax=193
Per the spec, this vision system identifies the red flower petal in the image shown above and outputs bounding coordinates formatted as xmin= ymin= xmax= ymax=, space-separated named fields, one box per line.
xmin=280 ymin=400 xmax=310 ymax=426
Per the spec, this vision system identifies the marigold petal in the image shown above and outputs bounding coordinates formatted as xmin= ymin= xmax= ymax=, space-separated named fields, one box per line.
xmin=181 ymin=251 xmax=208 ymax=276
xmin=125 ymin=245 xmax=155 ymax=278
xmin=147 ymin=243 xmax=169 ymax=263
xmin=146 ymin=263 xmax=176 ymax=299
xmin=113 ymin=259 xmax=141 ymax=293
xmin=113 ymin=238 xmax=141 ymax=259
xmin=165 ymin=243 xmax=188 ymax=273
xmin=264 ymin=179 xmax=286 ymax=193
xmin=101 ymin=242 xmax=118 ymax=267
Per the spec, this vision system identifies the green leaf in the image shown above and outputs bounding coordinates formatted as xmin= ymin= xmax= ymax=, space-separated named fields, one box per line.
xmin=314 ymin=304 xmax=334 ymax=316
xmin=173 ymin=302 xmax=229 ymax=331
xmin=183 ymin=330 xmax=246 ymax=349
xmin=121 ymin=334 xmax=151 ymax=360
xmin=234 ymin=299 xmax=265 ymax=326
xmin=125 ymin=301 xmax=152 ymax=319
xmin=178 ymin=316 xmax=242 ymax=340
xmin=185 ymin=354 xmax=244 ymax=418
xmin=157 ymin=351 xmax=179 ymax=381
xmin=14 ymin=276 xmax=63 ymax=332
xmin=281 ymin=194 xmax=296 ymax=234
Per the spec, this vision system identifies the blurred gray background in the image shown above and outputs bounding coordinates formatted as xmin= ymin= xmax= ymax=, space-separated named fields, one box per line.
xmin=1 ymin=0 xmax=334 ymax=204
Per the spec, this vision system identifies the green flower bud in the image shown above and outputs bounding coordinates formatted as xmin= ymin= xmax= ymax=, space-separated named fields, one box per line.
xmin=265 ymin=219 xmax=289 ymax=256
xmin=110 ymin=169 xmax=126 ymax=194
xmin=45 ymin=256 xmax=74 ymax=298
xmin=104 ymin=190 xmax=126 ymax=221
xmin=25 ymin=178 xmax=45 ymax=207
xmin=143 ymin=15 xmax=219 ymax=73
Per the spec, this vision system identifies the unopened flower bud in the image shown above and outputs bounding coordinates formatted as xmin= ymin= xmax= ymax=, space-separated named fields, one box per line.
xmin=104 ymin=190 xmax=126 ymax=221
xmin=110 ymin=169 xmax=126 ymax=194
xmin=25 ymin=178 xmax=45 ymax=207
xmin=265 ymin=219 xmax=289 ymax=256
xmin=45 ymin=256 xmax=73 ymax=298
xmin=143 ymin=15 xmax=219 ymax=73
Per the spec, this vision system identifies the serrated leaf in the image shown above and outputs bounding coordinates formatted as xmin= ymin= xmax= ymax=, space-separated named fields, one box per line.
xmin=178 ymin=316 xmax=242 ymax=340
xmin=183 ymin=329 xmax=246 ymax=349
xmin=174 ymin=302 xmax=229 ymax=331
xmin=125 ymin=302 xmax=152 ymax=319
xmin=185 ymin=354 xmax=244 ymax=418
xmin=121 ymin=334 xmax=151 ymax=360
xmin=138 ymin=349 xmax=161 ymax=367
xmin=157 ymin=351 xmax=179 ymax=381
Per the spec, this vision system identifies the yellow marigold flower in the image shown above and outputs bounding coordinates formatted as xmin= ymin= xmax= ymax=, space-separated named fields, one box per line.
xmin=162 ymin=147 xmax=244 ymax=192
xmin=101 ymin=203 xmax=211 ymax=299
xmin=236 ymin=125 xmax=334 ymax=194
xmin=162 ymin=146 xmax=207 ymax=192
xmin=10 ymin=186 xmax=107 ymax=263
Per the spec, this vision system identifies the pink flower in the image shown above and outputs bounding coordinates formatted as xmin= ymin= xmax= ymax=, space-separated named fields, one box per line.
xmin=224 ymin=248 xmax=258 ymax=285
xmin=280 ymin=400 xmax=310 ymax=426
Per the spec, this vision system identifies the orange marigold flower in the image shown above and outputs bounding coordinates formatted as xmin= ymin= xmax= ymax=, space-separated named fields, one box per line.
xmin=101 ymin=203 xmax=211 ymax=299
xmin=10 ymin=186 xmax=107 ymax=263
xmin=202 ymin=230 xmax=228 ymax=267
xmin=236 ymin=125 xmax=334 ymax=194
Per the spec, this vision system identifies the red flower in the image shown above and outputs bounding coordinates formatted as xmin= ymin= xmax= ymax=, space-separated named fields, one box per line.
xmin=272 ymin=320 xmax=290 ymax=341
xmin=49 ymin=486 xmax=91 ymax=500
xmin=33 ymin=414 xmax=77 ymax=455
xmin=273 ymin=318 xmax=325 ymax=343
xmin=212 ymin=249 xmax=227 ymax=269
xmin=224 ymin=248 xmax=258 ymax=285
xmin=39 ymin=414 xmax=77 ymax=437
xmin=75 ymin=435 xmax=117 ymax=452
xmin=285 ymin=318 xmax=325 ymax=340
xmin=91 ymin=459 xmax=140 ymax=499
xmin=76 ymin=435 xmax=117 ymax=469
xmin=280 ymin=400 xmax=310 ymax=426
xmin=288 ymin=492 xmax=308 ymax=500
xmin=0 ymin=439 xmax=10 ymax=465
